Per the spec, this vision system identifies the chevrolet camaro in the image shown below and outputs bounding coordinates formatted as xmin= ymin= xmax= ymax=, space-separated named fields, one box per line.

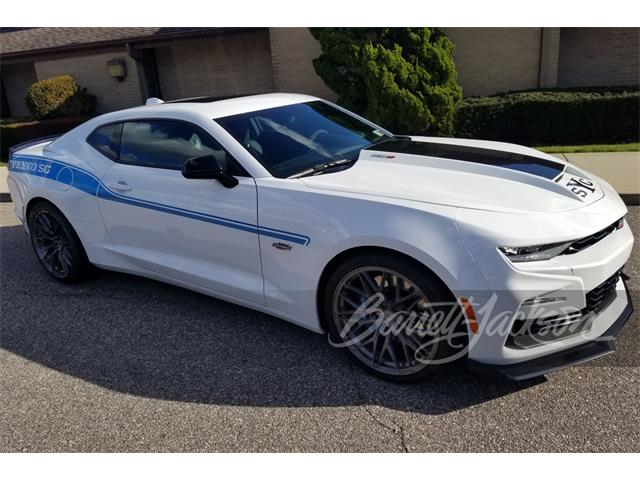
xmin=7 ymin=93 xmax=634 ymax=382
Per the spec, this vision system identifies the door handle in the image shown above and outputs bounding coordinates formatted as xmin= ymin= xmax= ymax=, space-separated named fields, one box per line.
xmin=107 ymin=181 xmax=132 ymax=193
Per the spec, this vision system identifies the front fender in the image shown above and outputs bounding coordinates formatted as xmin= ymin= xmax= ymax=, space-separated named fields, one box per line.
xmin=256 ymin=178 xmax=489 ymax=332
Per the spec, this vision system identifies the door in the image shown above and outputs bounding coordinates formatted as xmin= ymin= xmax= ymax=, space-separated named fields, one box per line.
xmin=94 ymin=119 xmax=264 ymax=304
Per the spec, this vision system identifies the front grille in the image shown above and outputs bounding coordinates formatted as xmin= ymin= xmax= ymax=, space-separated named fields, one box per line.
xmin=508 ymin=270 xmax=622 ymax=348
xmin=562 ymin=218 xmax=622 ymax=255
xmin=584 ymin=270 xmax=620 ymax=315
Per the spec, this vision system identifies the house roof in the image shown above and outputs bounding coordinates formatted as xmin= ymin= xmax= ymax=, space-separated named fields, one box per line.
xmin=0 ymin=27 xmax=235 ymax=58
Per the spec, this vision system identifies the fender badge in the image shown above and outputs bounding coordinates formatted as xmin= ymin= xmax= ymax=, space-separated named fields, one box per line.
xmin=272 ymin=242 xmax=292 ymax=251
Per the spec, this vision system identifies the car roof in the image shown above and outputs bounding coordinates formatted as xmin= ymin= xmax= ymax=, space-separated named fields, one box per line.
xmin=110 ymin=92 xmax=320 ymax=120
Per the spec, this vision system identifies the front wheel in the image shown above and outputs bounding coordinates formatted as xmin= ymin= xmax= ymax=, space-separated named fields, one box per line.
xmin=324 ymin=253 xmax=466 ymax=382
xmin=28 ymin=201 xmax=90 ymax=283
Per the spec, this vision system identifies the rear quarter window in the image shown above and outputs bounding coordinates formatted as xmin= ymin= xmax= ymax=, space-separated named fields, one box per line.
xmin=87 ymin=123 xmax=123 ymax=161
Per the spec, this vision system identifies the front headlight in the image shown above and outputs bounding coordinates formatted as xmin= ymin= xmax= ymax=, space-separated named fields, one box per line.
xmin=498 ymin=241 xmax=573 ymax=262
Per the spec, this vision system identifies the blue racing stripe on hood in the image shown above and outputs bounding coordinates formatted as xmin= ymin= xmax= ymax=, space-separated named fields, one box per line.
xmin=366 ymin=139 xmax=565 ymax=180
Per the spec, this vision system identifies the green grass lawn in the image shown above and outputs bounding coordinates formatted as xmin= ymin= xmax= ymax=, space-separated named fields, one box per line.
xmin=537 ymin=143 xmax=640 ymax=154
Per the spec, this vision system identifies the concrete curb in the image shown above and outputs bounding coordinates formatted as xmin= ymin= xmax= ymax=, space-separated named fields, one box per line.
xmin=620 ymin=194 xmax=639 ymax=206
xmin=0 ymin=166 xmax=8 ymax=203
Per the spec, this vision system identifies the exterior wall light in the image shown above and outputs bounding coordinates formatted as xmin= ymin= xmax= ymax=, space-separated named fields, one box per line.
xmin=107 ymin=59 xmax=127 ymax=81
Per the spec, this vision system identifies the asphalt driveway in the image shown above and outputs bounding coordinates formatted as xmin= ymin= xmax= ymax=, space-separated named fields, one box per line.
xmin=1 ymin=202 xmax=638 ymax=452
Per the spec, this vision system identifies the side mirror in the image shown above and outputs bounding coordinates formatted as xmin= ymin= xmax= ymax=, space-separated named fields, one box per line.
xmin=182 ymin=154 xmax=239 ymax=188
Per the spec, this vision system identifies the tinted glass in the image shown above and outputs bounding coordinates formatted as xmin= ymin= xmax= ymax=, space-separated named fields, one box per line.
xmin=119 ymin=120 xmax=243 ymax=174
xmin=87 ymin=123 xmax=122 ymax=160
xmin=215 ymin=101 xmax=390 ymax=178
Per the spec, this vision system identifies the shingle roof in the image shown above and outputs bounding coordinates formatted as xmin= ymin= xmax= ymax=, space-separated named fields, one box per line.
xmin=0 ymin=27 xmax=225 ymax=56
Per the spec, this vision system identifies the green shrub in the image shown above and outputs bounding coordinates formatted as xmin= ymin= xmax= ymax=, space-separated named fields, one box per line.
xmin=25 ymin=75 xmax=96 ymax=120
xmin=310 ymin=28 xmax=462 ymax=136
xmin=1 ymin=116 xmax=88 ymax=160
xmin=455 ymin=88 xmax=640 ymax=146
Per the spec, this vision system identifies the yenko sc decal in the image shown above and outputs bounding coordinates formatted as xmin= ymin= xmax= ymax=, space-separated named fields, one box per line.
xmin=9 ymin=158 xmax=52 ymax=176
xmin=554 ymin=168 xmax=599 ymax=201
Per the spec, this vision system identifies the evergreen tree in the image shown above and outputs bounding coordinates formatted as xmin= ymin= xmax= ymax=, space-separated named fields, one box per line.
xmin=310 ymin=28 xmax=462 ymax=136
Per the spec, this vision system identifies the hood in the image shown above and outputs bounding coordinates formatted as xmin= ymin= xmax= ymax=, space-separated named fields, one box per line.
xmin=300 ymin=137 xmax=604 ymax=214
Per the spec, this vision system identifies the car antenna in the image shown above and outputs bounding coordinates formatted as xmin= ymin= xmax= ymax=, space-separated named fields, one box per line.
xmin=145 ymin=97 xmax=164 ymax=106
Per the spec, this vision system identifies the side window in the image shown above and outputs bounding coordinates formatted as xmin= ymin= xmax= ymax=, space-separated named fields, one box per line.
xmin=87 ymin=123 xmax=123 ymax=161
xmin=119 ymin=120 xmax=245 ymax=175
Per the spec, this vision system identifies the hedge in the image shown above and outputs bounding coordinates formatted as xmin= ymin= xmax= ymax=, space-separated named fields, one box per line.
xmin=1 ymin=116 xmax=88 ymax=160
xmin=25 ymin=75 xmax=96 ymax=120
xmin=454 ymin=87 xmax=640 ymax=146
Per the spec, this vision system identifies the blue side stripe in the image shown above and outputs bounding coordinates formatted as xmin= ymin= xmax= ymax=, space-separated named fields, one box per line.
xmin=9 ymin=155 xmax=310 ymax=246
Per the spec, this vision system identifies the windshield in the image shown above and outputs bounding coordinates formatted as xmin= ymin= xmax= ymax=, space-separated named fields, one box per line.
xmin=215 ymin=101 xmax=391 ymax=178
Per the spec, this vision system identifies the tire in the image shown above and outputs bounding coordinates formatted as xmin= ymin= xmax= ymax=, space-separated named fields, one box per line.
xmin=323 ymin=252 xmax=465 ymax=382
xmin=27 ymin=201 xmax=90 ymax=283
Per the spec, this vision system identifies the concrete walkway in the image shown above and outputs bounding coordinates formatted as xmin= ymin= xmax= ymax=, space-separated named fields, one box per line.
xmin=552 ymin=151 xmax=640 ymax=203
xmin=0 ymin=151 xmax=638 ymax=203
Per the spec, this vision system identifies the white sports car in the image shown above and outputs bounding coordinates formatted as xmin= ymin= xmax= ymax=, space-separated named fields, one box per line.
xmin=7 ymin=93 xmax=634 ymax=382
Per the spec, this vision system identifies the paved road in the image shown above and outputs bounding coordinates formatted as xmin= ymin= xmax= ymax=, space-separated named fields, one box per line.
xmin=1 ymin=203 xmax=638 ymax=452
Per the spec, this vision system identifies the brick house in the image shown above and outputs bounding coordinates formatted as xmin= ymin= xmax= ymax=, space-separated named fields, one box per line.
xmin=1 ymin=27 xmax=638 ymax=118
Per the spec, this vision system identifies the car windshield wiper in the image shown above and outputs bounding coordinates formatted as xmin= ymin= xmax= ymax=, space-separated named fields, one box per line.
xmin=371 ymin=134 xmax=397 ymax=145
xmin=288 ymin=157 xmax=357 ymax=179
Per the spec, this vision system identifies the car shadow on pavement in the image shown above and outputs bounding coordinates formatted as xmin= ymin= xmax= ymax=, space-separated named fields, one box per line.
xmin=1 ymin=224 xmax=543 ymax=415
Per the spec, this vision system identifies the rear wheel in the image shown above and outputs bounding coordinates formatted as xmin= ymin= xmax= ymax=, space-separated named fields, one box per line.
xmin=324 ymin=253 xmax=465 ymax=382
xmin=28 ymin=202 xmax=89 ymax=283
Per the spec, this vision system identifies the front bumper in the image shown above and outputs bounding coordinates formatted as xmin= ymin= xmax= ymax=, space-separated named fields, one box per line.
xmin=467 ymin=277 xmax=633 ymax=381
xmin=454 ymin=185 xmax=633 ymax=373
